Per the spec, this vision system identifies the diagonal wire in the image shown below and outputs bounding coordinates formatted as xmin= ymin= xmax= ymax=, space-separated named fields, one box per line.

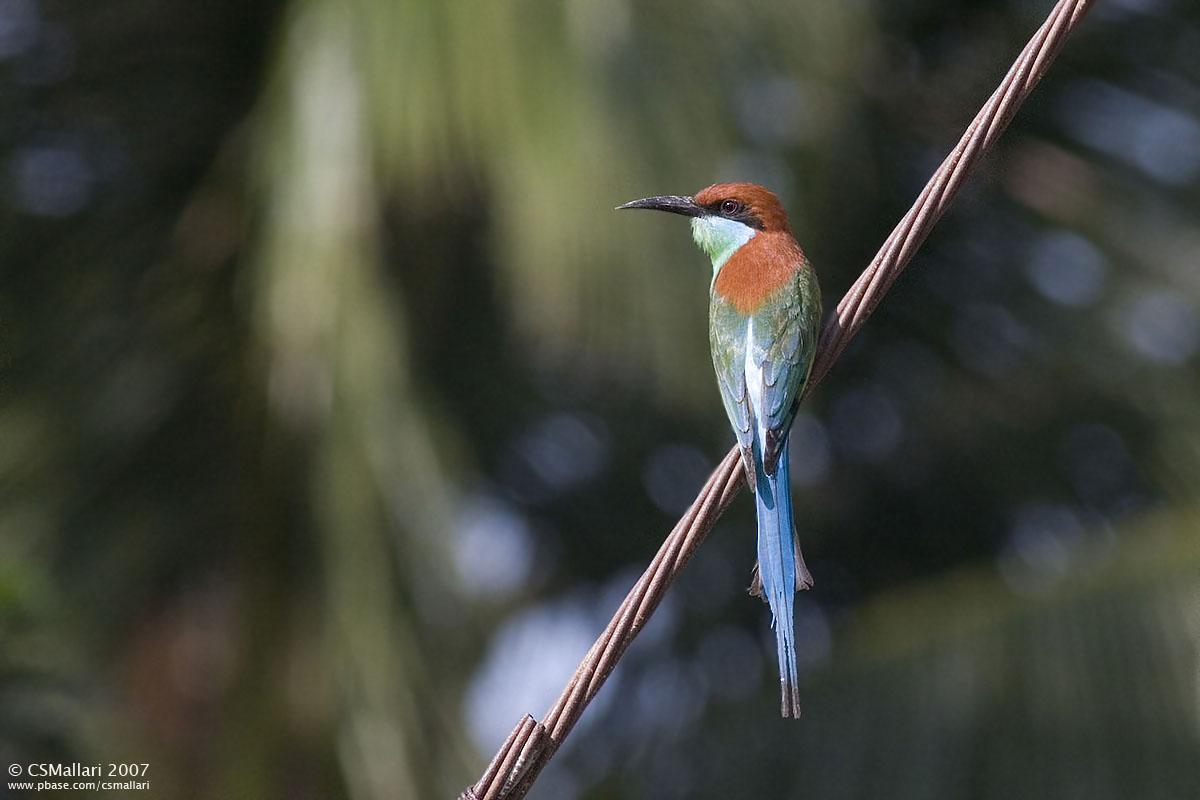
xmin=460 ymin=1 xmax=1094 ymax=797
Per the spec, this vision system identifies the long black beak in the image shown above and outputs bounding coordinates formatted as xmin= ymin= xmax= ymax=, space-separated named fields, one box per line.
xmin=616 ymin=195 xmax=705 ymax=217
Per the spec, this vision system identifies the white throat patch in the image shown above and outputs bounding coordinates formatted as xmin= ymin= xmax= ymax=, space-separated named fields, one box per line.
xmin=691 ymin=215 xmax=756 ymax=280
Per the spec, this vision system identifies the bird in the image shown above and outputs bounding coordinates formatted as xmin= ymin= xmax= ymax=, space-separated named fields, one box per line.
xmin=618 ymin=183 xmax=821 ymax=717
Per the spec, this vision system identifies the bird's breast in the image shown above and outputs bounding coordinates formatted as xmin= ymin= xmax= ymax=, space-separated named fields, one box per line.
xmin=712 ymin=232 xmax=804 ymax=316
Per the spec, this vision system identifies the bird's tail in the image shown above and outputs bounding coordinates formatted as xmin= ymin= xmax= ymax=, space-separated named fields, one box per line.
xmin=754 ymin=437 xmax=801 ymax=717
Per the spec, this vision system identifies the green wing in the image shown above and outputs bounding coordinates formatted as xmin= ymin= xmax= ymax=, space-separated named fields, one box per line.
xmin=708 ymin=299 xmax=755 ymax=456
xmin=749 ymin=266 xmax=822 ymax=473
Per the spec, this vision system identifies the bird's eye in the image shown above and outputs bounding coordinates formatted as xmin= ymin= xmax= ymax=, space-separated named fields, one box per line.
xmin=720 ymin=199 xmax=740 ymax=214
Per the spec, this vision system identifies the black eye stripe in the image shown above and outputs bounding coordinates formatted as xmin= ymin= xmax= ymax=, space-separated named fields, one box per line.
xmin=704 ymin=200 xmax=764 ymax=230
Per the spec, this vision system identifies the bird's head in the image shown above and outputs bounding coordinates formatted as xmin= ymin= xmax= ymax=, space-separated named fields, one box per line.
xmin=618 ymin=182 xmax=790 ymax=270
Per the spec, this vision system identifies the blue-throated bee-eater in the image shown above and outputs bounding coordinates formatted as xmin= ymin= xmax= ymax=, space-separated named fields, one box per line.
xmin=619 ymin=183 xmax=821 ymax=717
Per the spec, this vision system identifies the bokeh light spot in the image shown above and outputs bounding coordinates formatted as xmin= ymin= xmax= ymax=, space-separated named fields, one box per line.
xmin=793 ymin=597 xmax=832 ymax=671
xmin=998 ymin=502 xmax=1092 ymax=595
xmin=632 ymin=658 xmax=707 ymax=737
xmin=505 ymin=412 xmax=611 ymax=503
xmin=465 ymin=596 xmax=611 ymax=753
xmin=453 ymin=494 xmax=535 ymax=599
xmin=738 ymin=76 xmax=823 ymax=147
xmin=15 ymin=20 xmax=74 ymax=85
xmin=1119 ymin=289 xmax=1200 ymax=364
xmin=829 ymin=386 xmax=903 ymax=463
xmin=1025 ymin=230 xmax=1108 ymax=307
xmin=696 ymin=625 xmax=764 ymax=703
xmin=0 ymin=0 xmax=38 ymax=58
xmin=1057 ymin=78 xmax=1200 ymax=185
xmin=6 ymin=142 xmax=93 ymax=216
xmin=642 ymin=443 xmax=712 ymax=515
xmin=789 ymin=412 xmax=833 ymax=487
xmin=1057 ymin=423 xmax=1132 ymax=507
xmin=951 ymin=303 xmax=1033 ymax=375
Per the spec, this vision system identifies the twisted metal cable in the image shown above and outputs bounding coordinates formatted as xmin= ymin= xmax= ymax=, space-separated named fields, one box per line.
xmin=461 ymin=1 xmax=1094 ymax=797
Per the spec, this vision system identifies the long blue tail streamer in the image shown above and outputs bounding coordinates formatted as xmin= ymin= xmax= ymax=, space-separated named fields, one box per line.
xmin=753 ymin=437 xmax=801 ymax=717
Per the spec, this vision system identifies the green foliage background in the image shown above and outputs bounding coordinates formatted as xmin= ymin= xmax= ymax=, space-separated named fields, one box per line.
xmin=1 ymin=0 xmax=1198 ymax=798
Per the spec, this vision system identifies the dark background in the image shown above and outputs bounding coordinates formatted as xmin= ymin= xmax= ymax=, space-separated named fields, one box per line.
xmin=2 ymin=0 xmax=1198 ymax=798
